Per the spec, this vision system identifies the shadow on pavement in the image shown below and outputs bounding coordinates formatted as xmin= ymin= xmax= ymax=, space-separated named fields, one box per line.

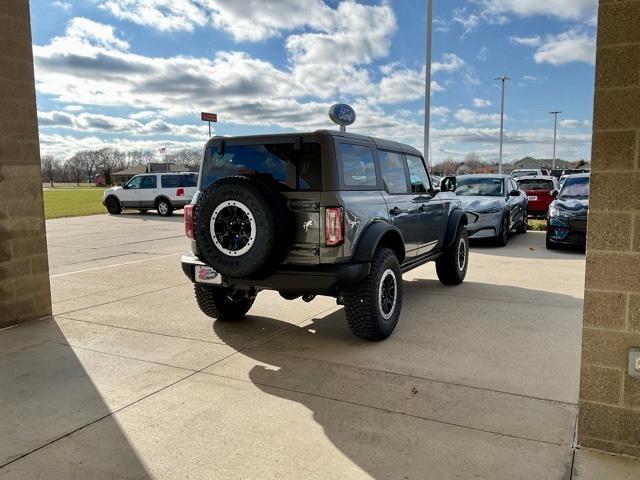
xmin=0 ymin=320 xmax=151 ymax=478
xmin=211 ymin=279 xmax=582 ymax=478
xmin=469 ymin=232 xmax=585 ymax=260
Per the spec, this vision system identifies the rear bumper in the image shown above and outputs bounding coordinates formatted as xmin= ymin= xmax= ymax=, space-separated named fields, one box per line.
xmin=181 ymin=253 xmax=370 ymax=295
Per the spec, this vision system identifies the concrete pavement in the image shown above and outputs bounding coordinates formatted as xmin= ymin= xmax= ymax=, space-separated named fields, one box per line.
xmin=1 ymin=213 xmax=639 ymax=478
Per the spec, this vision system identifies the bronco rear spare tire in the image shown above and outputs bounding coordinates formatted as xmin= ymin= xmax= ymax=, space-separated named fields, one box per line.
xmin=194 ymin=176 xmax=290 ymax=277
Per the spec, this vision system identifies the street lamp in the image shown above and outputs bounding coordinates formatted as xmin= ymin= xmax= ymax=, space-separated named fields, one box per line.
xmin=550 ymin=111 xmax=562 ymax=170
xmin=495 ymin=75 xmax=510 ymax=174
xmin=423 ymin=0 xmax=433 ymax=170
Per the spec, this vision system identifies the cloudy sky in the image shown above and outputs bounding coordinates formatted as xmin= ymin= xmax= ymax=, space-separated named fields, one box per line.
xmin=31 ymin=0 xmax=597 ymax=164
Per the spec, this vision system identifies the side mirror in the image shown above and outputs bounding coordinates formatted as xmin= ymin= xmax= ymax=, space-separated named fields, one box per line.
xmin=550 ymin=189 xmax=558 ymax=198
xmin=440 ymin=176 xmax=456 ymax=192
xmin=122 ymin=184 xmax=129 ymax=189
xmin=509 ymin=189 xmax=520 ymax=197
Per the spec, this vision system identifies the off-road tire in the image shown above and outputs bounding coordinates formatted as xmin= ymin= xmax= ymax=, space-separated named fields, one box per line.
xmin=105 ymin=197 xmax=122 ymax=215
xmin=516 ymin=209 xmax=528 ymax=234
xmin=195 ymin=176 xmax=290 ymax=278
xmin=344 ymin=248 xmax=403 ymax=341
xmin=436 ymin=226 xmax=469 ymax=285
xmin=495 ymin=215 xmax=509 ymax=247
xmin=156 ymin=199 xmax=173 ymax=217
xmin=194 ymin=285 xmax=255 ymax=321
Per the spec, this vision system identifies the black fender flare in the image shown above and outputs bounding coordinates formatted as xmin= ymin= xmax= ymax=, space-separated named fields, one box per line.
xmin=443 ymin=209 xmax=469 ymax=249
xmin=352 ymin=222 xmax=405 ymax=263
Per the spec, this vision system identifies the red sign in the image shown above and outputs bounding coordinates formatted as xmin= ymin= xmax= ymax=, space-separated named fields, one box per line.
xmin=201 ymin=112 xmax=218 ymax=122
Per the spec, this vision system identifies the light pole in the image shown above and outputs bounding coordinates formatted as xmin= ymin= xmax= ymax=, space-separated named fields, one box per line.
xmin=550 ymin=111 xmax=562 ymax=170
xmin=424 ymin=0 xmax=433 ymax=170
xmin=495 ymin=75 xmax=510 ymax=174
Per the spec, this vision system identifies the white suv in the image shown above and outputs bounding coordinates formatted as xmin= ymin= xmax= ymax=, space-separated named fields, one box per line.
xmin=103 ymin=172 xmax=198 ymax=217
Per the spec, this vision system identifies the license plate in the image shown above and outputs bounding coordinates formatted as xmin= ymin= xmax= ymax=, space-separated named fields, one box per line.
xmin=195 ymin=265 xmax=222 ymax=284
xmin=527 ymin=196 xmax=538 ymax=201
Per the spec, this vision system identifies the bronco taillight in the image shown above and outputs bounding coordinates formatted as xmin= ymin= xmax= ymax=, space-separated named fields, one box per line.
xmin=325 ymin=207 xmax=344 ymax=246
xmin=184 ymin=204 xmax=195 ymax=239
xmin=176 ymin=188 xmax=185 ymax=197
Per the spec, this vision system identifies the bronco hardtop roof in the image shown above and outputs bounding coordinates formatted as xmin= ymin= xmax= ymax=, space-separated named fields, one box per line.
xmin=205 ymin=130 xmax=423 ymax=158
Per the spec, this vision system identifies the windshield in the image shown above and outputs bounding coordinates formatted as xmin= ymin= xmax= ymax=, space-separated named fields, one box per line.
xmin=455 ymin=177 xmax=504 ymax=197
xmin=559 ymin=176 xmax=590 ymax=198
xmin=517 ymin=179 xmax=554 ymax=191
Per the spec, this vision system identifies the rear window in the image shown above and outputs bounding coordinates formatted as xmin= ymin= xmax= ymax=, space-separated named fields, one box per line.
xmin=161 ymin=174 xmax=198 ymax=188
xmin=517 ymin=179 xmax=554 ymax=190
xmin=201 ymin=142 xmax=322 ymax=191
xmin=340 ymin=143 xmax=377 ymax=187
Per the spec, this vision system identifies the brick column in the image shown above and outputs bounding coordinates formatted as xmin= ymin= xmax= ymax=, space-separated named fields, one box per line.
xmin=0 ymin=1 xmax=52 ymax=326
xmin=579 ymin=0 xmax=640 ymax=458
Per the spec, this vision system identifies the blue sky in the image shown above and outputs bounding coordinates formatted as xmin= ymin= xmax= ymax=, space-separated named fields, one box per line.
xmin=31 ymin=0 xmax=597 ymax=164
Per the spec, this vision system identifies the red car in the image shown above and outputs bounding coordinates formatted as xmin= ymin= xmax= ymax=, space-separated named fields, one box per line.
xmin=516 ymin=176 xmax=559 ymax=217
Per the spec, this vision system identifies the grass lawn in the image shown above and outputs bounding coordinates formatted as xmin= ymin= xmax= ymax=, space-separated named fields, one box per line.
xmin=44 ymin=188 xmax=106 ymax=219
xmin=528 ymin=219 xmax=547 ymax=231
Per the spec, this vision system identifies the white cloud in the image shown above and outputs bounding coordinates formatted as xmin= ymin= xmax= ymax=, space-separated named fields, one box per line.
xmin=522 ymin=75 xmax=538 ymax=82
xmin=533 ymin=29 xmax=596 ymax=65
xmin=432 ymin=53 xmax=465 ymax=74
xmin=99 ymin=0 xmax=336 ymax=41
xmin=510 ymin=36 xmax=541 ymax=47
xmin=454 ymin=109 xmax=502 ymax=125
xmin=477 ymin=46 xmax=488 ymax=61
xmin=473 ymin=98 xmax=492 ymax=108
xmin=52 ymin=1 xmax=72 ymax=12
xmin=65 ymin=17 xmax=130 ymax=50
xmin=431 ymin=106 xmax=450 ymax=117
xmin=479 ymin=0 xmax=597 ymax=21
xmin=560 ymin=119 xmax=591 ymax=128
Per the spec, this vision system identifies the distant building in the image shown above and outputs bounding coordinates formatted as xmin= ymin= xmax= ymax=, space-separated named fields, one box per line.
xmin=511 ymin=156 xmax=573 ymax=171
xmin=112 ymin=163 xmax=198 ymax=185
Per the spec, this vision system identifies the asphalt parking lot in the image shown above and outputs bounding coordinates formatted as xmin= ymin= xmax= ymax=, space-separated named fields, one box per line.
xmin=2 ymin=213 xmax=640 ymax=479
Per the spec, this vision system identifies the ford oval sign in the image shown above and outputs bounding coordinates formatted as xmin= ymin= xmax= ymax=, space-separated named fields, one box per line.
xmin=329 ymin=104 xmax=356 ymax=127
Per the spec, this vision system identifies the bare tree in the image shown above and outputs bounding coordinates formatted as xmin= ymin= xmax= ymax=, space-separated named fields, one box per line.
xmin=68 ymin=155 xmax=85 ymax=186
xmin=463 ymin=152 xmax=487 ymax=173
xmin=436 ymin=158 xmax=459 ymax=176
xmin=77 ymin=150 xmax=101 ymax=183
xmin=166 ymin=149 xmax=202 ymax=168
xmin=97 ymin=148 xmax=126 ymax=185
xmin=126 ymin=149 xmax=155 ymax=168
xmin=41 ymin=155 xmax=58 ymax=188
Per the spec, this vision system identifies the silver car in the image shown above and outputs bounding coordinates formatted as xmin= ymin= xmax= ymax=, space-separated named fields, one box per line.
xmin=454 ymin=174 xmax=528 ymax=246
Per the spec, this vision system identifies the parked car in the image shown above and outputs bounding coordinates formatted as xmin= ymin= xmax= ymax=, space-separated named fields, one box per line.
xmin=455 ymin=174 xmax=528 ymax=246
xmin=546 ymin=173 xmax=590 ymax=249
xmin=510 ymin=169 xmax=545 ymax=179
xmin=103 ymin=172 xmax=198 ymax=217
xmin=516 ymin=176 xmax=559 ymax=218
xmin=181 ymin=131 xmax=470 ymax=341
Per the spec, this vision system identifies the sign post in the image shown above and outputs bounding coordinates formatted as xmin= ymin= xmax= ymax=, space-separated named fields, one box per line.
xmin=200 ymin=112 xmax=218 ymax=137
xmin=328 ymin=104 xmax=356 ymax=132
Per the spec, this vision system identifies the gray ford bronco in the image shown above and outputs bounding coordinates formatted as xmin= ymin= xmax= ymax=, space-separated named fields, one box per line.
xmin=182 ymin=130 xmax=468 ymax=341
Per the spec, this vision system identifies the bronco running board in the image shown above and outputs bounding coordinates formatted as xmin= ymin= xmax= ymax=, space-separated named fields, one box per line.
xmin=400 ymin=251 xmax=442 ymax=273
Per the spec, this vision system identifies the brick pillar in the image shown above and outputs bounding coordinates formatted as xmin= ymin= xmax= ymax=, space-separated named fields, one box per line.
xmin=579 ymin=0 xmax=640 ymax=458
xmin=0 ymin=1 xmax=52 ymax=326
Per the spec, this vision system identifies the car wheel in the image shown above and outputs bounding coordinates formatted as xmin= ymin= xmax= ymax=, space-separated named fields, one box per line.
xmin=156 ymin=199 xmax=173 ymax=217
xmin=194 ymin=285 xmax=255 ymax=321
xmin=516 ymin=208 xmax=528 ymax=234
xmin=105 ymin=197 xmax=122 ymax=215
xmin=436 ymin=226 xmax=469 ymax=285
xmin=194 ymin=176 xmax=291 ymax=278
xmin=546 ymin=232 xmax=557 ymax=250
xmin=344 ymin=247 xmax=403 ymax=341
xmin=495 ymin=215 xmax=509 ymax=247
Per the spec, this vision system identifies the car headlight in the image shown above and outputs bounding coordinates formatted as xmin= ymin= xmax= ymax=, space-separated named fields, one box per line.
xmin=476 ymin=206 xmax=502 ymax=214
xmin=548 ymin=204 xmax=571 ymax=219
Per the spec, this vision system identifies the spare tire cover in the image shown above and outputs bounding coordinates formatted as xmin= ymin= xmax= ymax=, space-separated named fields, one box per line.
xmin=195 ymin=176 xmax=290 ymax=277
